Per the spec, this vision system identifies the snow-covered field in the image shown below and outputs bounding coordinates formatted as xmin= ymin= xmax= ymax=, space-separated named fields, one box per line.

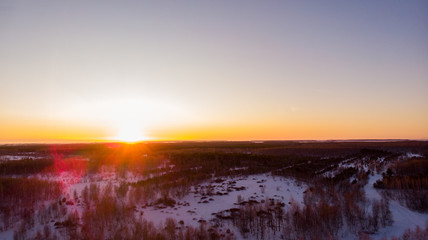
xmin=51 ymin=172 xmax=307 ymax=226
xmin=1 ymin=150 xmax=427 ymax=239
xmin=140 ymin=174 xmax=306 ymax=227
xmin=0 ymin=172 xmax=307 ymax=240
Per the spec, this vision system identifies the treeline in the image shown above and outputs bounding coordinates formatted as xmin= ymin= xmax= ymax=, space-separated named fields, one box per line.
xmin=2 ymin=140 xmax=427 ymax=157
xmin=170 ymin=152 xmax=314 ymax=175
xmin=0 ymin=159 xmax=54 ymax=175
xmin=0 ymin=177 xmax=61 ymax=231
xmin=274 ymin=157 xmax=346 ymax=180
xmin=0 ymin=151 xmax=166 ymax=177
xmin=374 ymin=157 xmax=428 ymax=212
xmin=274 ymin=148 xmax=399 ymax=182
xmin=392 ymin=157 xmax=428 ymax=176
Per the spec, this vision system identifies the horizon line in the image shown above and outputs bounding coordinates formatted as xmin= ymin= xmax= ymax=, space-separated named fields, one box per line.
xmin=1 ymin=138 xmax=427 ymax=145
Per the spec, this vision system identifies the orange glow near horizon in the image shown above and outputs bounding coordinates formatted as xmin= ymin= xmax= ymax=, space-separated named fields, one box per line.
xmin=0 ymin=114 xmax=428 ymax=143
xmin=0 ymin=2 xmax=427 ymax=143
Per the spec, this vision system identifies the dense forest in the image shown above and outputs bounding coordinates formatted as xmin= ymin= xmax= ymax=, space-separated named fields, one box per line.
xmin=0 ymin=141 xmax=427 ymax=239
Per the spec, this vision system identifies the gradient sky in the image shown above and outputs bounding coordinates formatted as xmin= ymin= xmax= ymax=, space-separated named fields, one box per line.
xmin=1 ymin=0 xmax=427 ymax=142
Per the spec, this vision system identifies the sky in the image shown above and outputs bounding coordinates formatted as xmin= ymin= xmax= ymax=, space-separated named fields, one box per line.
xmin=0 ymin=0 xmax=427 ymax=143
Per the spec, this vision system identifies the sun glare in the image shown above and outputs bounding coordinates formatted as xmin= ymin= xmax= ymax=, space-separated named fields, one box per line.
xmin=113 ymin=122 xmax=147 ymax=143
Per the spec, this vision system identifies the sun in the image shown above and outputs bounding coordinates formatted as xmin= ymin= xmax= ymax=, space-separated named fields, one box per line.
xmin=113 ymin=122 xmax=148 ymax=143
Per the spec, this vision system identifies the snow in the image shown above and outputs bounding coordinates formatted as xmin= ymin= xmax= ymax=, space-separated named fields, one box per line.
xmin=2 ymin=151 xmax=428 ymax=239
xmin=404 ymin=152 xmax=423 ymax=159
xmin=364 ymin=173 xmax=428 ymax=239
xmin=140 ymin=174 xmax=306 ymax=227
xmin=0 ymin=154 xmax=47 ymax=161
xmin=364 ymin=173 xmax=383 ymax=201
xmin=19 ymin=171 xmax=307 ymax=230
xmin=319 ymin=157 xmax=357 ymax=178
xmin=0 ymin=229 xmax=13 ymax=240
xmin=327 ymin=154 xmax=428 ymax=239
xmin=374 ymin=201 xmax=428 ymax=239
